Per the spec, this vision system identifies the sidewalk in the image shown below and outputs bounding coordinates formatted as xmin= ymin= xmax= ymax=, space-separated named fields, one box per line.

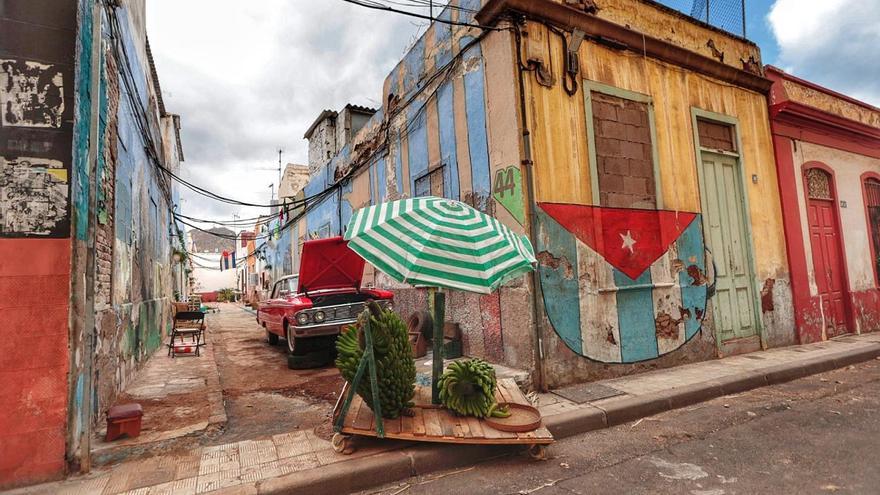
xmin=12 ymin=332 xmax=880 ymax=495
xmin=91 ymin=332 xmax=226 ymax=466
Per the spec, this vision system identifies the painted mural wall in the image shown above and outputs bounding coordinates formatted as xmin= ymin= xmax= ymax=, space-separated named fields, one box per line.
xmin=66 ymin=0 xmax=179 ymax=468
xmin=520 ymin=7 xmax=794 ymax=387
xmin=290 ymin=0 xmax=536 ymax=374
xmin=94 ymin=1 xmax=178 ymax=419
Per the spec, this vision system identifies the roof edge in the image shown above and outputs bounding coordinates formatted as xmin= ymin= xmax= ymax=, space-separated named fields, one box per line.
xmin=303 ymin=110 xmax=338 ymax=139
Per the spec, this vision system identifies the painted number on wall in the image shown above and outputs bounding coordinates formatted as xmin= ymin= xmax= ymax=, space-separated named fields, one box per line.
xmin=493 ymin=166 xmax=525 ymax=225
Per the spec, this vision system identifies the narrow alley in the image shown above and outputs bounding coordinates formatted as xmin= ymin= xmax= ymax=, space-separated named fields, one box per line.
xmin=200 ymin=304 xmax=342 ymax=444
xmin=95 ymin=302 xmax=344 ymax=463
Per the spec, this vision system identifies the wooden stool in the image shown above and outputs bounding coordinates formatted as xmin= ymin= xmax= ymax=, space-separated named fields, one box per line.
xmin=106 ymin=403 xmax=143 ymax=441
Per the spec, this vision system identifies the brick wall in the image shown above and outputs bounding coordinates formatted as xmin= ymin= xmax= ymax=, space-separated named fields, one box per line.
xmin=591 ymin=92 xmax=656 ymax=209
xmin=95 ymin=49 xmax=119 ymax=309
xmin=697 ymin=118 xmax=736 ymax=152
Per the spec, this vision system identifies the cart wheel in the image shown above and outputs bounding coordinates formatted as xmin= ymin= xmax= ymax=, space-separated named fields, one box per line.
xmin=527 ymin=444 xmax=548 ymax=461
xmin=332 ymin=433 xmax=356 ymax=455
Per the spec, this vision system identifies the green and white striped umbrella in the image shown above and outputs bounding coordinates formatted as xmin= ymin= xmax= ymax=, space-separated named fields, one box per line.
xmin=344 ymin=197 xmax=537 ymax=294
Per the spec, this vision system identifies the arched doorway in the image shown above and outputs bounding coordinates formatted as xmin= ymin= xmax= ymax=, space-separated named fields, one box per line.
xmin=804 ymin=166 xmax=851 ymax=337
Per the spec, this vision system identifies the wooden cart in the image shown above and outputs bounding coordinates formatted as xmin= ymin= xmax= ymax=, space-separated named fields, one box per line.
xmin=332 ymin=309 xmax=553 ymax=457
xmin=331 ymin=378 xmax=554 ymax=458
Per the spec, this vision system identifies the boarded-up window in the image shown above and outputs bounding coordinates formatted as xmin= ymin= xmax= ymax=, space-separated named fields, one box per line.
xmin=591 ymin=92 xmax=656 ymax=209
xmin=697 ymin=119 xmax=736 ymax=153
xmin=414 ymin=165 xmax=445 ymax=198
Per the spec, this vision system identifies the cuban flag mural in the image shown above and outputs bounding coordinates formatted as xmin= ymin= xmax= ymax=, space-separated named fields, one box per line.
xmin=536 ymin=203 xmax=709 ymax=364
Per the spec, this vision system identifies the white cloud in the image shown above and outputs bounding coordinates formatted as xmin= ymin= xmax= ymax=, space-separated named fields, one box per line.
xmin=146 ymin=0 xmax=429 ymax=221
xmin=768 ymin=0 xmax=880 ymax=106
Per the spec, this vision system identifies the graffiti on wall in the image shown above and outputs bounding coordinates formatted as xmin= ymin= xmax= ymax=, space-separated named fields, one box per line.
xmin=0 ymin=156 xmax=68 ymax=236
xmin=0 ymin=59 xmax=64 ymax=128
xmin=493 ymin=166 xmax=525 ymax=225
xmin=536 ymin=203 xmax=709 ymax=363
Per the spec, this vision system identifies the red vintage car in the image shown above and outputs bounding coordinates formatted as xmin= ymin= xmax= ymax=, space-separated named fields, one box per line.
xmin=257 ymin=237 xmax=393 ymax=369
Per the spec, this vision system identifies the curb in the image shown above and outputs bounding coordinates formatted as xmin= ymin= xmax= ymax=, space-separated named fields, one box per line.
xmin=217 ymin=342 xmax=880 ymax=495
xmin=542 ymin=343 xmax=880 ymax=439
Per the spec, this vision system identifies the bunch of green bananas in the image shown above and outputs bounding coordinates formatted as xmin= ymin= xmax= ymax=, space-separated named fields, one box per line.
xmin=438 ymin=359 xmax=510 ymax=418
xmin=335 ymin=301 xmax=416 ymax=419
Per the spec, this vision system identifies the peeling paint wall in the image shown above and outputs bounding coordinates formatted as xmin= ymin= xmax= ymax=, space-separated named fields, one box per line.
xmin=0 ymin=0 xmax=77 ymax=488
xmin=521 ymin=0 xmax=793 ymax=387
xmin=590 ymin=0 xmax=763 ymax=73
xmin=90 ymin=1 xmax=178 ymax=419
xmin=63 ymin=0 xmax=180 ymax=475
xmin=769 ymin=67 xmax=880 ymax=344
xmin=291 ymin=0 xmax=534 ymax=373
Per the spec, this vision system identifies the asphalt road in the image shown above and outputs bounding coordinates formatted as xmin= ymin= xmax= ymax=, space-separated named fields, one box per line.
xmin=364 ymin=358 xmax=880 ymax=495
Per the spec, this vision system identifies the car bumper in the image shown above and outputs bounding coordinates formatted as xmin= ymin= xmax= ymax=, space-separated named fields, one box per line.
xmin=292 ymin=319 xmax=357 ymax=338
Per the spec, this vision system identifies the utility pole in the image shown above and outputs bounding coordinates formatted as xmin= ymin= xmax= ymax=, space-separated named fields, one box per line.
xmin=742 ymin=0 xmax=747 ymax=37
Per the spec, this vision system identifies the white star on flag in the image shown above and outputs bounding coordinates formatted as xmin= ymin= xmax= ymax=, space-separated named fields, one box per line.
xmin=620 ymin=230 xmax=636 ymax=254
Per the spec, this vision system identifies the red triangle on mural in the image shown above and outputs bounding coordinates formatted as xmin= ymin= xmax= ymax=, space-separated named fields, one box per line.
xmin=539 ymin=203 xmax=698 ymax=280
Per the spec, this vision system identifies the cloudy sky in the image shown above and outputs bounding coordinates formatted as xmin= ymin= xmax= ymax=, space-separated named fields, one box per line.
xmin=146 ymin=0 xmax=880 ymax=224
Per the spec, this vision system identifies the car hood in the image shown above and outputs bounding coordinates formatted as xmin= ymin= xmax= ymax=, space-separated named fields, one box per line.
xmin=298 ymin=236 xmax=365 ymax=293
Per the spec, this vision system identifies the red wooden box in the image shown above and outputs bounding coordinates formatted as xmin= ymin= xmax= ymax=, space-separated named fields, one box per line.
xmin=106 ymin=403 xmax=143 ymax=442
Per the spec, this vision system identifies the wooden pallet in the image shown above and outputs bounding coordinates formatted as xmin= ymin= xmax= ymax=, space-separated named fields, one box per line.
xmin=332 ymin=378 xmax=553 ymax=447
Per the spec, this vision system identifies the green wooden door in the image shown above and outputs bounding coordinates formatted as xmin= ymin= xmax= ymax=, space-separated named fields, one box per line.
xmin=700 ymin=153 xmax=758 ymax=342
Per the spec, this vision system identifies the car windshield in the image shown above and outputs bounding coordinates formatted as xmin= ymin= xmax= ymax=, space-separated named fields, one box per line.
xmin=272 ymin=277 xmax=299 ymax=299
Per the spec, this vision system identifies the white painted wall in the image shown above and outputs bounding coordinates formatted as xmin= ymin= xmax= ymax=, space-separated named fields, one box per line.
xmin=191 ymin=252 xmax=237 ymax=293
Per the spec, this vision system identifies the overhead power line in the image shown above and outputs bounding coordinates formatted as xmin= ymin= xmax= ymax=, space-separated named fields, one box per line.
xmin=339 ymin=0 xmax=501 ymax=30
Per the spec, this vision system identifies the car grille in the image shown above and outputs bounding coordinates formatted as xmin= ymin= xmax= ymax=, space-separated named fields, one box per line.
xmin=298 ymin=300 xmax=391 ymax=326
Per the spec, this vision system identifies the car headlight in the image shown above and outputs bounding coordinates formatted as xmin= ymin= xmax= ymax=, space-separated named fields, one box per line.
xmin=385 ymin=302 xmax=393 ymax=311
xmin=313 ymin=311 xmax=326 ymax=323
xmin=296 ymin=312 xmax=309 ymax=326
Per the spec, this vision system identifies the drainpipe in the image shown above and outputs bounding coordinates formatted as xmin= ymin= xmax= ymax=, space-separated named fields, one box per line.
xmin=79 ymin=0 xmax=104 ymax=473
xmin=513 ymin=22 xmax=548 ymax=392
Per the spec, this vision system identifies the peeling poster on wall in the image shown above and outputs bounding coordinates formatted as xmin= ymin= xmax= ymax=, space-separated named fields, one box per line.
xmin=0 ymin=157 xmax=69 ymax=236
xmin=0 ymin=59 xmax=65 ymax=128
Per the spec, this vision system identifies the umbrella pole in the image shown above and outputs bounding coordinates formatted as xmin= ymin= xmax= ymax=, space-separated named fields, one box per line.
xmin=429 ymin=287 xmax=446 ymax=404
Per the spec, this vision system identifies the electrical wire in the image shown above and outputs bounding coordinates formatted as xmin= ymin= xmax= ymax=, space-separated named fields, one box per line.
xmin=104 ymin=0 xmax=502 ymax=266
xmin=339 ymin=0 xmax=500 ymax=30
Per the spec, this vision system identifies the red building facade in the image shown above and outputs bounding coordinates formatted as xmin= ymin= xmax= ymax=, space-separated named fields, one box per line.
xmin=768 ymin=66 xmax=880 ymax=343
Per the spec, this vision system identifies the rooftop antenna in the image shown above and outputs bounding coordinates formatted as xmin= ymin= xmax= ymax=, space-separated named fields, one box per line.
xmin=278 ymin=148 xmax=284 ymax=190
